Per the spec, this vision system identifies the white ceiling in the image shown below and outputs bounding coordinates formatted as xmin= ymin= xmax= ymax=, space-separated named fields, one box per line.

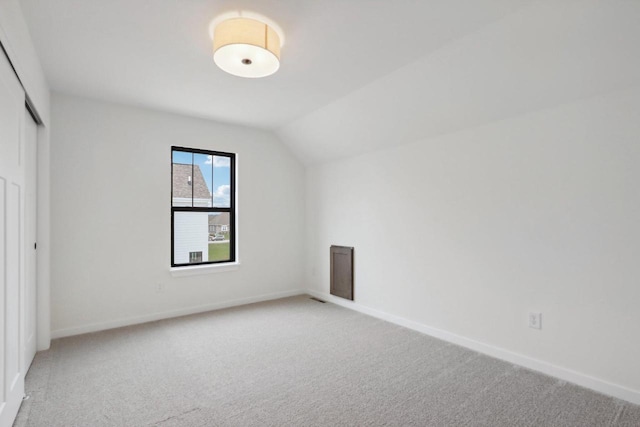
xmin=279 ymin=0 xmax=640 ymax=163
xmin=20 ymin=0 xmax=640 ymax=164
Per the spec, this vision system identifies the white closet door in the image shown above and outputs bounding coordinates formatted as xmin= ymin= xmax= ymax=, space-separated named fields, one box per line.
xmin=0 ymin=50 xmax=27 ymax=426
xmin=24 ymin=110 xmax=37 ymax=370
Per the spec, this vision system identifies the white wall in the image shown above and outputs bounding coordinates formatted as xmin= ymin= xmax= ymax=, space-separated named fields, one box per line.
xmin=50 ymin=93 xmax=305 ymax=336
xmin=306 ymin=86 xmax=640 ymax=402
xmin=0 ymin=0 xmax=51 ymax=350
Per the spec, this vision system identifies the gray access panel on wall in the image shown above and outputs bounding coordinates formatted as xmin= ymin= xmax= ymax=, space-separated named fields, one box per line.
xmin=330 ymin=246 xmax=354 ymax=300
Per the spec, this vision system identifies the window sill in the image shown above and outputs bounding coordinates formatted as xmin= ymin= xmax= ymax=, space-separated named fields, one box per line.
xmin=170 ymin=261 xmax=241 ymax=277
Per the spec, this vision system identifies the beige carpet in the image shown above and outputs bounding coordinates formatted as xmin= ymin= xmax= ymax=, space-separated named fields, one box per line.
xmin=14 ymin=295 xmax=640 ymax=426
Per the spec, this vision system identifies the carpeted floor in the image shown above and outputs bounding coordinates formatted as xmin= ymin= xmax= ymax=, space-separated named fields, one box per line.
xmin=14 ymin=295 xmax=640 ymax=426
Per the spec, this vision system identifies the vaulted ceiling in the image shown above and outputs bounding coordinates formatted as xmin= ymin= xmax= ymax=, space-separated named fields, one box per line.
xmin=20 ymin=0 xmax=640 ymax=164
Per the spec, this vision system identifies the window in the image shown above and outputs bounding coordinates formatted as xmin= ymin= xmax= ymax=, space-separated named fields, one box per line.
xmin=189 ymin=252 xmax=203 ymax=263
xmin=171 ymin=146 xmax=235 ymax=267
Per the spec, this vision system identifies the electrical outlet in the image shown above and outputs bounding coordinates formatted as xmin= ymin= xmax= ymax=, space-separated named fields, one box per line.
xmin=529 ymin=312 xmax=542 ymax=329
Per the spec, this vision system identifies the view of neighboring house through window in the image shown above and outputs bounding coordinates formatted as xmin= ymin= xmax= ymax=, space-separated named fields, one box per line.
xmin=171 ymin=146 xmax=235 ymax=266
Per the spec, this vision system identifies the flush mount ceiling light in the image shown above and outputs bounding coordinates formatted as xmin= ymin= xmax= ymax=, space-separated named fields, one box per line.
xmin=212 ymin=17 xmax=282 ymax=78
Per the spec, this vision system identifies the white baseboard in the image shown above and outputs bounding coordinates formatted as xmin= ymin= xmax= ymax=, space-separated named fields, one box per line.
xmin=51 ymin=289 xmax=305 ymax=339
xmin=306 ymin=289 xmax=640 ymax=406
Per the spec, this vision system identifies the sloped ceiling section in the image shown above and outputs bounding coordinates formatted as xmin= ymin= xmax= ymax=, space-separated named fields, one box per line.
xmin=278 ymin=0 xmax=640 ymax=164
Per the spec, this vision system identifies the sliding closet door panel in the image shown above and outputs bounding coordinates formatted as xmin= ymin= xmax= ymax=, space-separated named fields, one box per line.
xmin=0 ymin=180 xmax=4 ymax=402
xmin=5 ymin=185 xmax=21 ymax=389
xmin=0 ymin=48 xmax=27 ymax=427
xmin=24 ymin=110 xmax=37 ymax=369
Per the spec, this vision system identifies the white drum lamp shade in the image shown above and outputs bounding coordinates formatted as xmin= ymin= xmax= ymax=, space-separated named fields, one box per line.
xmin=213 ymin=18 xmax=281 ymax=78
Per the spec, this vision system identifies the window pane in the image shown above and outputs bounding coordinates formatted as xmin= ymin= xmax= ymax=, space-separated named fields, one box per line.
xmin=174 ymin=212 xmax=231 ymax=264
xmin=172 ymin=151 xmax=193 ymax=207
xmin=174 ymin=211 xmax=210 ymax=264
xmin=212 ymin=155 xmax=231 ymax=208
xmin=193 ymin=153 xmax=213 ymax=207
xmin=207 ymin=212 xmax=231 ymax=262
